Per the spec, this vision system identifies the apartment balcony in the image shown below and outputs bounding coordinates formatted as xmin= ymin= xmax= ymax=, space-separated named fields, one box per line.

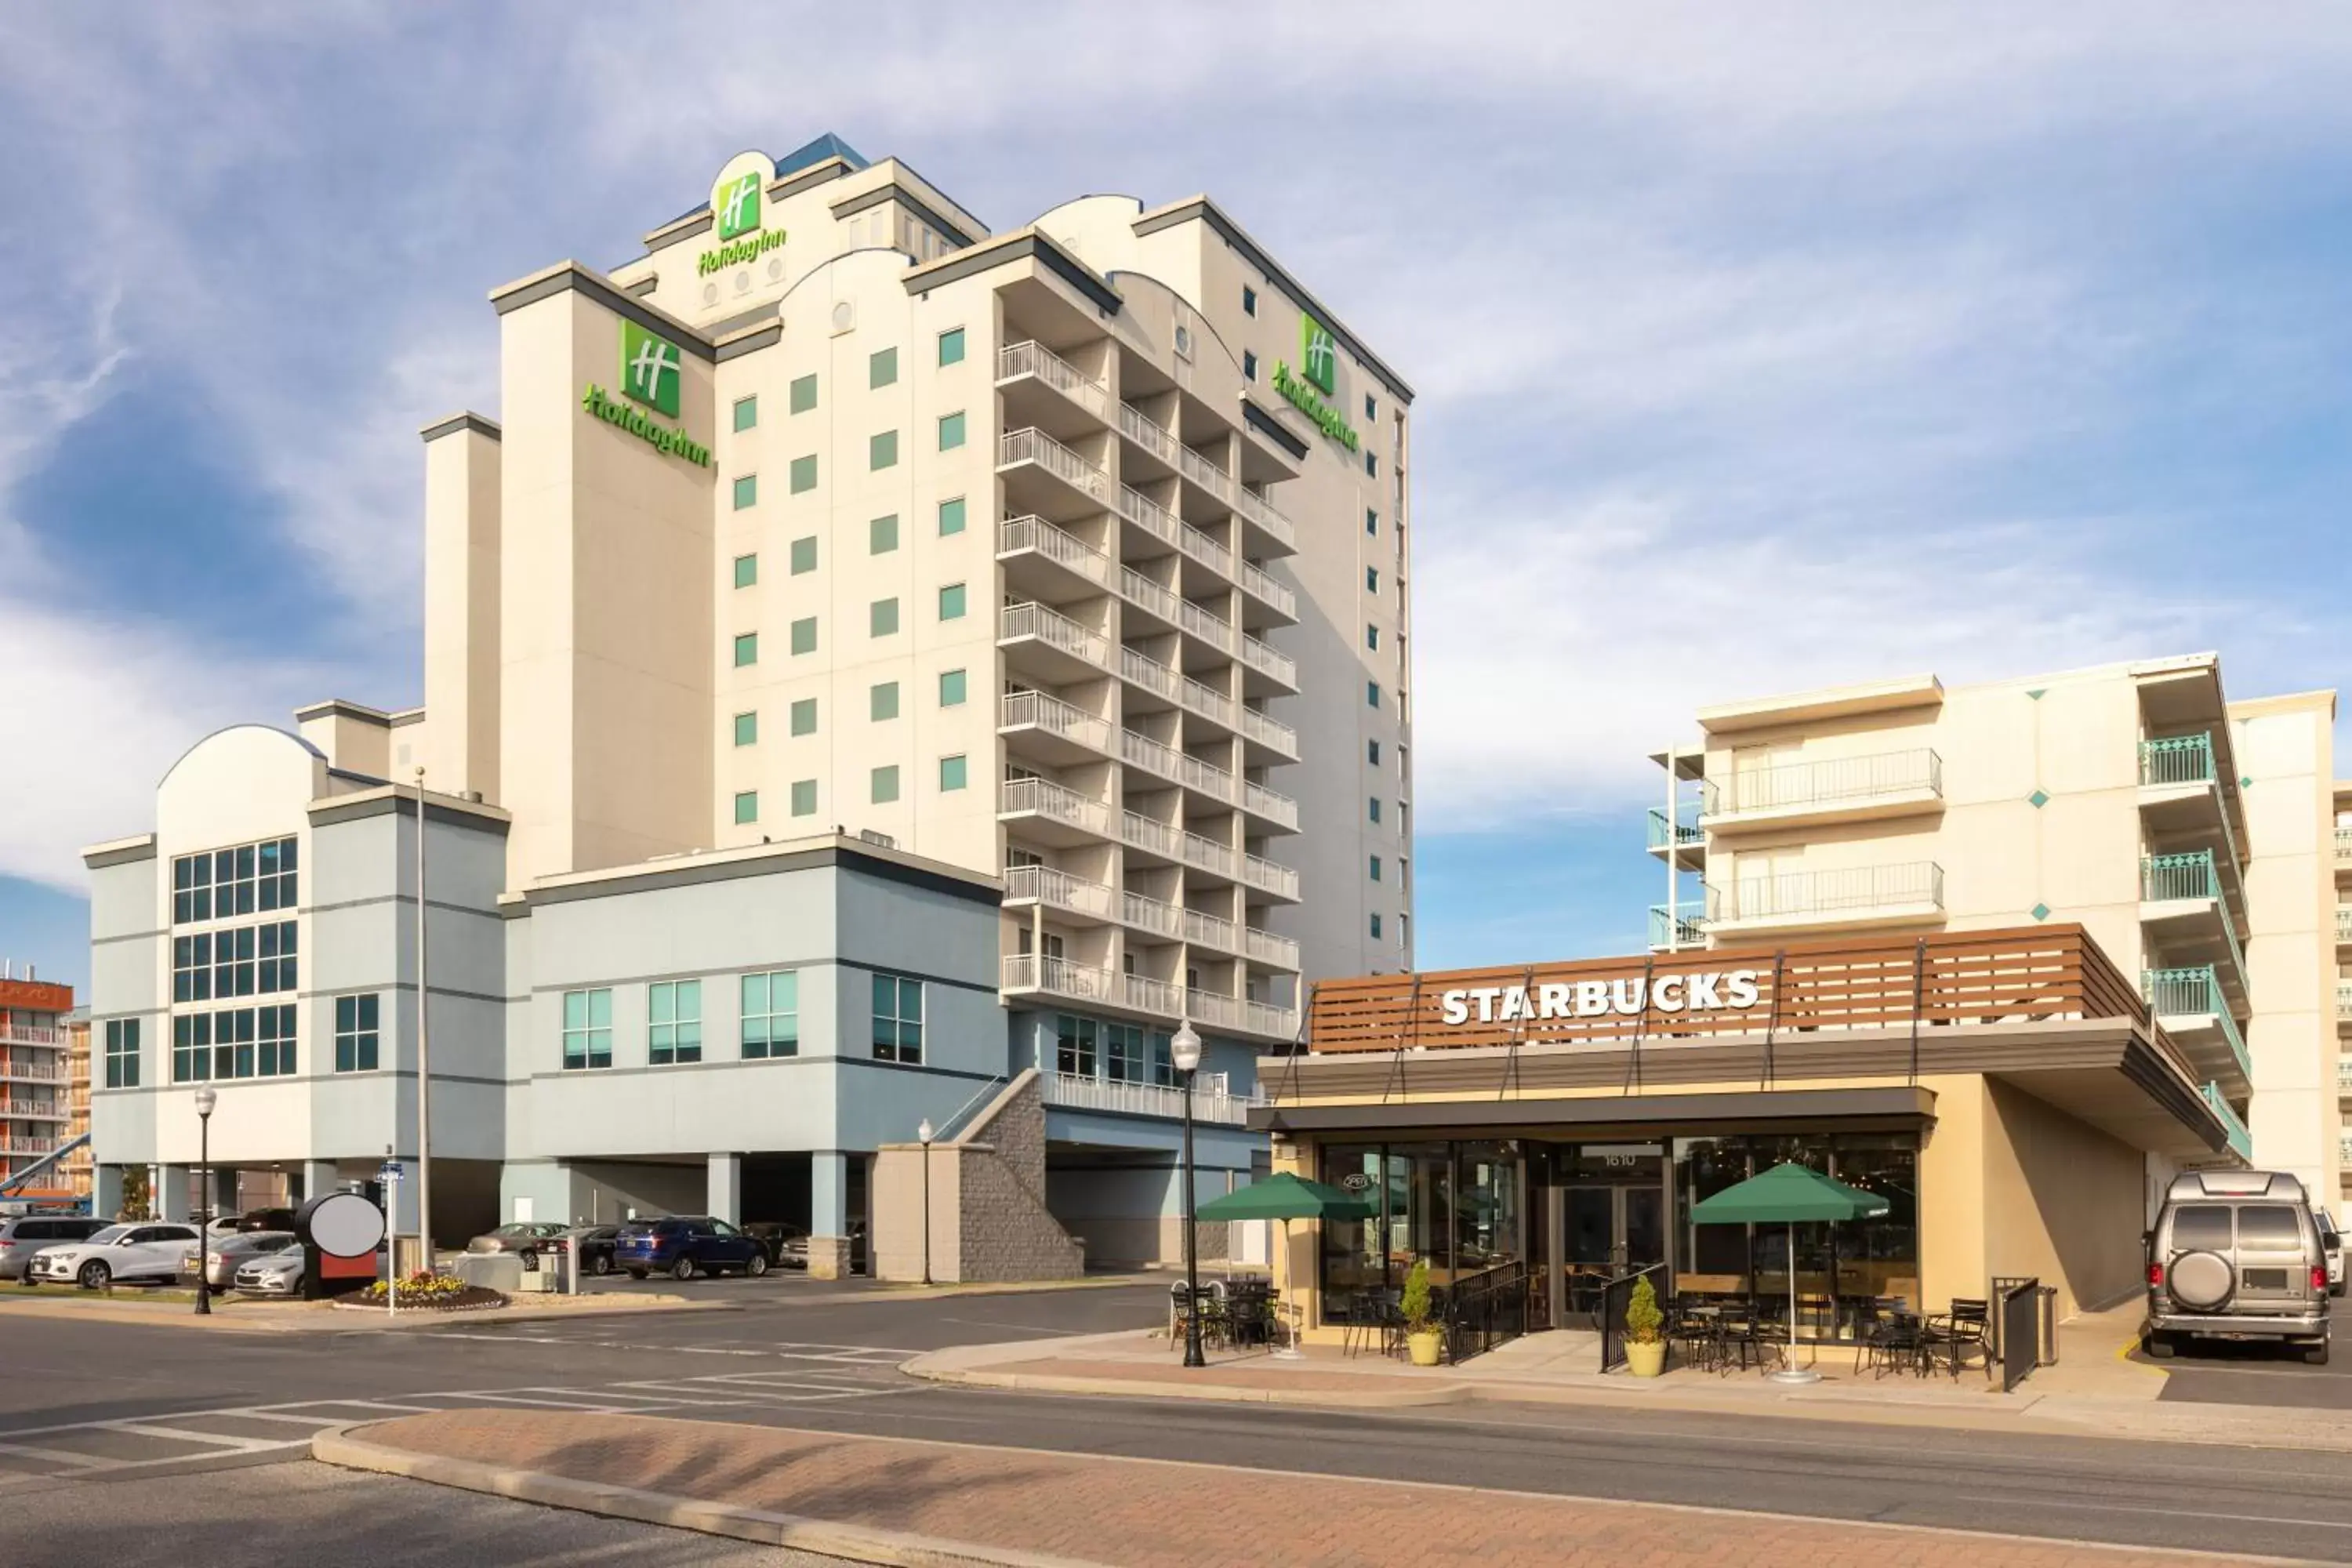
xmin=1111 ymin=561 xmax=1296 ymax=697
xmin=2201 ymin=1083 xmax=2253 ymax=1163
xmin=1119 ymin=727 xmax=1240 ymax=817
xmin=999 ymin=426 xmax=1111 ymax=517
xmin=0 ymin=1062 xmax=64 ymax=1083
xmin=2337 ymin=905 xmax=2352 ymax=952
xmin=1116 ymin=404 xmax=1184 ymax=481
xmin=2144 ymin=965 xmax=2252 ymax=1099
xmin=1236 ymin=632 xmax=1298 ymax=695
xmin=1000 ymin=690 xmax=1113 ymax=768
xmin=0 ymin=1025 xmax=67 ymax=1049
xmin=2338 ymin=826 xmax=2352 ymax=869
xmin=999 ymin=777 xmax=1112 ymax=848
xmin=1244 ymin=926 xmax=1302 ymax=969
xmin=2338 ymin=981 xmax=2352 ymax=1025
xmin=1120 ymin=811 xmax=1238 ymax=883
xmin=0 ymin=1102 xmax=68 ymax=1121
xmin=1236 ymin=559 xmax=1298 ymax=626
xmin=1000 ymin=600 xmax=1112 ymax=684
xmin=1181 ymin=986 xmax=1300 ymax=1043
xmin=1239 ymin=706 xmax=1300 ymax=766
xmin=1003 ymin=863 xmax=1116 ymax=926
xmin=1645 ymin=808 xmax=1705 ymax=870
xmin=1002 ymin=953 xmax=1120 ymax=1008
xmin=1700 ymin=749 xmax=1944 ymax=834
xmin=1040 ymin=1069 xmax=1260 ymax=1127
xmin=1118 ymin=644 xmax=1245 ymax=741
xmin=1243 ymin=852 xmax=1301 ymax=903
xmin=2141 ymin=850 xmax=2249 ymax=1004
xmin=1242 ymin=780 xmax=1301 ymax=834
xmin=2338 ymin=1056 xmax=2352 ymax=1095
xmin=1123 ymin=971 xmax=1185 ymax=1016
xmin=997 ymin=514 xmax=1113 ymax=604
xmin=1121 ymin=888 xmax=1184 ymax=943
xmin=997 ymin=340 xmax=1109 ymax=425
xmin=2138 ymin=731 xmax=2249 ymax=905
xmin=1648 ymin=904 xmax=1707 ymax=952
xmin=1183 ymin=906 xmax=1238 ymax=953
xmin=1704 ymin=862 xmax=1946 ymax=938
xmin=1233 ymin=487 xmax=1298 ymax=555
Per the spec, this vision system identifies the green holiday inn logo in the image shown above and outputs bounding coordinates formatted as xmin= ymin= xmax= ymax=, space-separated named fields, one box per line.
xmin=697 ymin=168 xmax=788 ymax=278
xmin=1272 ymin=310 xmax=1359 ymax=452
xmin=1299 ymin=312 xmax=1340 ymax=396
xmin=715 ymin=172 xmax=761 ymax=240
xmin=619 ymin=321 xmax=683 ymax=417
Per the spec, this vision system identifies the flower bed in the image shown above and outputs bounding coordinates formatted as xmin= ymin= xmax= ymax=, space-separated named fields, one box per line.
xmin=343 ymin=1271 xmax=508 ymax=1312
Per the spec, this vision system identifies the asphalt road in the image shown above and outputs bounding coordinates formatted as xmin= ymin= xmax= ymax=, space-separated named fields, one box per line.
xmin=5 ymin=1283 xmax=2352 ymax=1563
xmin=2151 ymin=1331 xmax=2352 ymax=1409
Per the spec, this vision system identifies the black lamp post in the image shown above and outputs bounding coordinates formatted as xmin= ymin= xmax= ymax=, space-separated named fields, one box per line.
xmin=1171 ymin=1020 xmax=1204 ymax=1369
xmin=916 ymin=1118 xmax=935 ymax=1287
xmin=193 ymin=1086 xmax=216 ymax=1316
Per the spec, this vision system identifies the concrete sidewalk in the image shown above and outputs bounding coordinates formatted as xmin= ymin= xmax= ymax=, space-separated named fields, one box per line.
xmin=313 ymin=1407 xmax=2312 ymax=1568
xmin=0 ymin=1289 xmax=725 ymax=1333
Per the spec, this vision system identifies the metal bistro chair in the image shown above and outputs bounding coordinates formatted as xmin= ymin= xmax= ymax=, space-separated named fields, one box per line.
xmin=1672 ymin=1301 xmax=1723 ymax=1373
xmin=1340 ymin=1287 xmax=1403 ymax=1359
xmin=1925 ymin=1298 xmax=1993 ymax=1380
xmin=1864 ymin=1310 xmax=1929 ymax=1379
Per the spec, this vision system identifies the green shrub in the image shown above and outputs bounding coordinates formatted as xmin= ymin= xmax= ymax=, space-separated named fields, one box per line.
xmin=1624 ymin=1274 xmax=1664 ymax=1345
xmin=1401 ymin=1258 xmax=1436 ymax=1333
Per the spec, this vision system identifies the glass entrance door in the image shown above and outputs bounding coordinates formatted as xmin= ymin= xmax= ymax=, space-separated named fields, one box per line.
xmin=1559 ymin=1184 xmax=1667 ymax=1319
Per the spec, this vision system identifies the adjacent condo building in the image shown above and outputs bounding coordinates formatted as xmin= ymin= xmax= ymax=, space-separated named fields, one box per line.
xmin=0 ymin=971 xmax=75 ymax=1206
xmin=83 ymin=134 xmax=1414 ymax=1274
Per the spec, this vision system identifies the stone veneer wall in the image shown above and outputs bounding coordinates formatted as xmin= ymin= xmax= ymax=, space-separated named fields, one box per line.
xmin=871 ymin=1069 xmax=1084 ymax=1283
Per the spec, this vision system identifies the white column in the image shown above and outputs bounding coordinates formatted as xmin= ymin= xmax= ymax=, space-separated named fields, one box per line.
xmin=706 ymin=1152 xmax=742 ymax=1225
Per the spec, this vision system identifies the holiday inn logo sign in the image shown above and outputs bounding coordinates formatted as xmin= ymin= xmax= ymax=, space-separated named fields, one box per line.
xmin=579 ymin=321 xmax=712 ymax=469
xmin=1272 ymin=310 xmax=1359 ymax=452
xmin=698 ymin=168 xmax=787 ymax=277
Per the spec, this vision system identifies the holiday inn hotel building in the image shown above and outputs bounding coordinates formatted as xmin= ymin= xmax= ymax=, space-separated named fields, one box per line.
xmin=82 ymin=133 xmax=1414 ymax=1271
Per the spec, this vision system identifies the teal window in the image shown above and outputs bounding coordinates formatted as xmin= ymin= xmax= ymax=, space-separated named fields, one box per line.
xmin=790 ymin=535 xmax=817 ymax=575
xmin=733 ymin=711 xmax=757 ymax=746
xmin=1365 ymin=566 xmax=1377 ymax=593
xmin=790 ymin=779 xmax=817 ymax=816
xmin=938 ymin=496 xmax=966 ymax=536
xmin=648 ymin=979 xmax=701 ymax=1065
xmin=733 ymin=395 xmax=758 ymax=431
xmin=1366 ymin=508 xmax=1377 ymax=537
xmin=733 ymin=633 xmax=758 ymax=667
xmin=733 ymin=554 xmax=757 ymax=589
xmin=561 ymin=988 xmax=612 ymax=1071
xmin=790 ymin=617 xmax=817 ymax=655
xmin=790 ymin=697 xmax=817 ymax=735
xmin=871 ymin=681 xmax=899 ymax=721
xmin=1243 ymin=285 xmax=1258 ymax=316
xmin=870 ymin=347 xmax=898 ymax=388
xmin=872 ymin=973 xmax=923 ymax=1063
xmin=1367 ymin=681 xmax=1380 ymax=708
xmin=789 ymin=454 xmax=818 ymax=493
xmin=103 ymin=1018 xmax=141 ymax=1089
xmin=1243 ymin=350 xmax=1257 ymax=381
xmin=789 ymin=373 xmax=817 ymax=414
xmin=871 ymin=598 xmax=898 ymax=637
xmin=732 ymin=474 xmax=757 ymax=510
xmin=1365 ymin=392 xmax=1377 ymax=420
xmin=1370 ymin=913 xmax=1383 ymax=939
xmin=1367 ymin=623 xmax=1379 ymax=651
xmin=938 ymin=583 xmax=967 ymax=621
xmin=1369 ymin=797 xmax=1382 ymax=824
xmin=733 ymin=791 xmax=758 ymax=825
xmin=939 ymin=668 xmax=967 ymax=707
xmin=870 ymin=514 xmax=898 ymax=554
xmin=870 ymin=430 xmax=898 ymax=470
xmin=938 ymin=327 xmax=965 ymax=366
xmin=871 ymin=764 xmax=900 ymax=804
xmin=939 ymin=753 xmax=967 ymax=792
xmin=1370 ymin=855 xmax=1382 ymax=882
xmin=1366 ymin=451 xmax=1377 ymax=477
xmin=937 ymin=411 xmax=966 ymax=451
xmin=1368 ymin=739 xmax=1381 ymax=766
xmin=740 ymin=970 xmax=798 ymax=1059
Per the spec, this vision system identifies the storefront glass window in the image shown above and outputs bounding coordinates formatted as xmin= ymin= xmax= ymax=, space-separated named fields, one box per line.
xmin=1670 ymin=1132 xmax=1920 ymax=1312
xmin=1319 ymin=1144 xmax=1388 ymax=1322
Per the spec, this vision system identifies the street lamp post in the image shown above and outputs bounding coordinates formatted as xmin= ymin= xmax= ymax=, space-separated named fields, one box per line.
xmin=413 ymin=766 xmax=434 ymax=1276
xmin=1171 ymin=1020 xmax=1204 ymax=1369
xmin=916 ymin=1119 xmax=935 ymax=1287
xmin=193 ymin=1087 xmax=217 ymax=1316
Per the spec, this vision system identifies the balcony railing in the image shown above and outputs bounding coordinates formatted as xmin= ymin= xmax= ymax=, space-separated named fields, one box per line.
xmin=1646 ymin=808 xmax=1703 ymax=851
xmin=1120 ymin=810 xmax=1179 ymax=861
xmin=2144 ymin=965 xmax=2250 ymax=1083
xmin=999 ymin=427 xmax=1110 ymax=502
xmin=1001 ymin=953 xmax=1119 ymax=1004
xmin=2338 ymin=982 xmax=2352 ymax=1021
xmin=999 ymin=514 xmax=1112 ymax=589
xmin=1119 ymin=644 xmax=1181 ymax=702
xmin=1706 ymin=862 xmax=1946 ymax=925
xmin=1240 ymin=707 xmax=1299 ymax=758
xmin=1247 ymin=998 xmax=1299 ymax=1038
xmin=0 ymin=1025 xmax=67 ymax=1048
xmin=1649 ymin=904 xmax=1706 ymax=949
xmin=1119 ymin=485 xmax=1178 ymax=547
xmin=1121 ymin=889 xmax=1183 ymax=942
xmin=0 ymin=1063 xmax=64 ymax=1082
xmin=1184 ymin=908 xmax=1237 ymax=951
xmin=1713 ymin=750 xmax=1943 ymax=817
xmin=1234 ymin=488 xmax=1298 ymax=550
xmin=1182 ymin=672 xmax=1237 ymax=729
xmin=0 ymin=1136 xmax=60 ymax=1156
xmin=1118 ymin=404 xmax=1181 ymax=466
xmin=1243 ymin=781 xmax=1301 ymax=831
xmin=1238 ymin=633 xmax=1298 ymax=688
xmin=1041 ymin=1070 xmax=1259 ymax=1127
xmin=1124 ymin=972 xmax=1185 ymax=1016
xmin=1238 ymin=560 xmax=1298 ymax=620
xmin=1244 ymin=853 xmax=1300 ymax=900
xmin=2143 ymin=850 xmax=2223 ymax=904
xmin=1177 ymin=597 xmax=1235 ymax=654
xmin=2337 ymin=1057 xmax=2352 ymax=1092
xmin=1177 ymin=444 xmax=1233 ymax=503
xmin=1000 ymin=601 xmax=1110 ymax=670
xmin=2140 ymin=731 xmax=2218 ymax=787
xmin=1120 ymin=728 xmax=1235 ymax=803
xmin=2338 ymin=906 xmax=2352 ymax=943
xmin=998 ymin=340 xmax=1108 ymax=417
xmin=1245 ymin=926 xmax=1301 ymax=969
xmin=1000 ymin=691 xmax=1112 ymax=754
xmin=2201 ymin=1083 xmax=2253 ymax=1161
xmin=0 ymin=1102 xmax=66 ymax=1120
xmin=1004 ymin=864 xmax=1115 ymax=920
xmin=1183 ymin=829 xmax=1238 ymax=878
xmin=1001 ymin=777 xmax=1110 ymax=836
xmin=2338 ymin=826 xmax=2352 ymax=865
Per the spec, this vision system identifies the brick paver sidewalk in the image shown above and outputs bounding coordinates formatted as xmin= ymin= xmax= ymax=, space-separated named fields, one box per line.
xmin=345 ymin=1409 xmax=2264 ymax=1568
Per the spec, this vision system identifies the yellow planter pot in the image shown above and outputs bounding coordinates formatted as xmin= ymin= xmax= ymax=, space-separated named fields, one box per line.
xmin=1406 ymin=1328 xmax=1444 ymax=1367
xmin=1626 ymin=1338 xmax=1667 ymax=1377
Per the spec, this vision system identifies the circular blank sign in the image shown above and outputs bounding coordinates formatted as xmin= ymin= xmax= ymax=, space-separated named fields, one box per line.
xmin=302 ymin=1192 xmax=386 ymax=1258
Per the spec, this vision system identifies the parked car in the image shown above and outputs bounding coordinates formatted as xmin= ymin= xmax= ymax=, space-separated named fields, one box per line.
xmin=614 ymin=1216 xmax=768 ymax=1280
xmin=0 ymin=1215 xmax=109 ymax=1283
xmin=566 ymin=1225 xmax=622 ymax=1276
xmin=29 ymin=1223 xmax=202 ymax=1290
xmin=183 ymin=1230 xmax=297 ymax=1291
xmin=2145 ymin=1170 xmax=2330 ymax=1364
xmin=2318 ymin=1210 xmax=2346 ymax=1298
xmin=744 ymin=1221 xmax=808 ymax=1269
xmin=231 ymin=1240 xmax=307 ymax=1296
xmin=231 ymin=1207 xmax=299 ymax=1235
xmin=466 ymin=1221 xmax=573 ymax=1261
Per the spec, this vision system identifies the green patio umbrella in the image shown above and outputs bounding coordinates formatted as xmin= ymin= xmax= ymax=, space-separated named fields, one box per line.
xmin=1198 ymin=1174 xmax=1374 ymax=1359
xmin=1690 ymin=1163 xmax=1890 ymax=1384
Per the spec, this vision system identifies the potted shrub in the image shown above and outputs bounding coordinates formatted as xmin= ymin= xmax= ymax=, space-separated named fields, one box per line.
xmin=1402 ymin=1258 xmax=1444 ymax=1367
xmin=1623 ymin=1274 xmax=1668 ymax=1377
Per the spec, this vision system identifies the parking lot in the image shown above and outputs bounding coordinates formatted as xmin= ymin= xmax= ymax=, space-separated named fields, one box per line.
xmin=2150 ymin=1332 xmax=2352 ymax=1408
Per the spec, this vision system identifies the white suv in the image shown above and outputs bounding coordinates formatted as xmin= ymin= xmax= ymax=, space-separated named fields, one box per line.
xmin=29 ymin=1224 xmax=201 ymax=1290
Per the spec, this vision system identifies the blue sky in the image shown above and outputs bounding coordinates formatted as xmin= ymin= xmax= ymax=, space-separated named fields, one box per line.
xmin=5 ymin=4 xmax=2352 ymax=993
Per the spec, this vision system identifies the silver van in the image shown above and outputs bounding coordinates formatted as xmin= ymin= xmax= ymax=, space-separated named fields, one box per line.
xmin=2143 ymin=1170 xmax=2328 ymax=1365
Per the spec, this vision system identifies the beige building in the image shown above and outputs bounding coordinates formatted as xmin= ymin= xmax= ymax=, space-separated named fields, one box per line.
xmin=1647 ymin=655 xmax=2342 ymax=1200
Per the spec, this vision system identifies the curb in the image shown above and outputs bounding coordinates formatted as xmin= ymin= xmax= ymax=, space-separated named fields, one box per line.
xmin=311 ymin=1426 xmax=1107 ymax=1568
xmin=911 ymin=1363 xmax=1472 ymax=1408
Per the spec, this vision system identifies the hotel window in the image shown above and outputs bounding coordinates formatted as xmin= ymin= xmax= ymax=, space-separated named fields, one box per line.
xmin=1366 ymin=508 xmax=1378 ymax=537
xmin=1369 ymin=797 xmax=1382 ymax=824
xmin=741 ymin=970 xmax=798 ymax=1058
xmin=1367 ymin=681 xmax=1381 ymax=709
xmin=1370 ymin=913 xmax=1383 ymax=939
xmin=870 ymin=430 xmax=898 ymax=470
xmin=938 ymin=411 xmax=966 ymax=451
xmin=733 ymin=633 xmax=758 ymax=667
xmin=939 ymin=753 xmax=967 ymax=791
xmin=1150 ymin=1030 xmax=1177 ymax=1087
xmin=1056 ymin=1014 xmax=1097 ymax=1078
xmin=790 ymin=697 xmax=817 ymax=735
xmin=939 ymin=668 xmax=967 ymax=706
xmin=1367 ymin=739 xmax=1381 ymax=766
xmin=1370 ymin=855 xmax=1382 ymax=882
xmin=869 ymin=347 xmax=898 ymax=388
xmin=1105 ymin=1022 xmax=1152 ymax=1083
xmin=938 ymin=327 xmax=966 ymax=366
xmin=870 ymin=514 xmax=898 ymax=554
xmin=789 ymin=535 xmax=818 ymax=574
xmin=789 ymin=455 xmax=818 ymax=493
xmin=259 ymin=838 xmax=296 ymax=909
xmin=871 ymin=681 xmax=899 ymax=721
xmin=733 ymin=711 xmax=757 ymax=746
xmin=1365 ymin=452 xmax=1378 ymax=477
xmin=733 ymin=791 xmax=758 ymax=825
xmin=872 ymin=973 xmax=923 ymax=1063
xmin=791 ymin=617 xmax=817 ymax=655
xmin=1365 ymin=393 xmax=1377 ymax=421
xmin=103 ymin=1019 xmax=139 ymax=1089
xmin=561 ymin=989 xmax=613 ymax=1071
xmin=648 ymin=979 xmax=702 ymax=1066
xmin=1366 ymin=624 xmax=1379 ymax=651
xmin=938 ymin=496 xmax=967 ymax=535
xmin=790 ymin=779 xmax=818 ymax=816
xmin=212 ymin=924 xmax=256 ymax=998
xmin=172 ymin=935 xmax=212 ymax=1003
xmin=734 ymin=395 xmax=759 ymax=431
xmin=733 ymin=554 xmax=757 ymax=589
xmin=872 ymin=765 xmax=900 ymax=804
xmin=257 ymin=1004 xmax=296 ymax=1076
xmin=1243 ymin=285 xmax=1258 ymax=316
xmin=871 ymin=598 xmax=898 ymax=637
xmin=731 ymin=474 xmax=757 ymax=510
xmin=1366 ymin=566 xmax=1378 ymax=593
xmin=172 ymin=854 xmax=212 ymax=924
xmin=256 ymin=920 xmax=296 ymax=993
xmin=1243 ymin=350 xmax=1257 ymax=382
xmin=938 ymin=583 xmax=967 ymax=621
xmin=172 ymin=1014 xmax=212 ymax=1081
xmin=789 ymin=374 xmax=817 ymax=414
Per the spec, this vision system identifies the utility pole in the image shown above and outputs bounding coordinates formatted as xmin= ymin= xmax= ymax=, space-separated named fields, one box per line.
xmin=413 ymin=767 xmax=434 ymax=1272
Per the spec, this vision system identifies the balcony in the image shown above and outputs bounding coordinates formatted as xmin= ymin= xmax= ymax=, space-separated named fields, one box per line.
xmin=997 ymin=340 xmax=1109 ymax=421
xmin=1184 ymin=907 xmax=1237 ymax=952
xmin=1700 ymin=749 xmax=1944 ymax=833
xmin=1645 ymin=808 xmax=1704 ymax=869
xmin=1003 ymin=864 xmax=1116 ymax=924
xmin=1648 ymin=904 xmax=1706 ymax=952
xmin=1240 ymin=706 xmax=1300 ymax=764
xmin=2201 ymin=1083 xmax=2253 ymax=1163
xmin=1002 ymin=953 xmax=1120 ymax=1007
xmin=2338 ymin=906 xmax=2352 ymax=948
xmin=2338 ymin=1057 xmax=2352 ymax=1094
xmin=1000 ymin=691 xmax=1112 ymax=766
xmin=1000 ymin=600 xmax=1112 ymax=682
xmin=1237 ymin=633 xmax=1298 ymax=693
xmin=1119 ymin=728 xmax=1236 ymax=812
xmin=2339 ymin=982 xmax=2352 ymax=1023
xmin=1121 ymin=888 xmax=1183 ymax=942
xmin=1116 ymin=404 xmax=1182 ymax=475
xmin=2339 ymin=826 xmax=2352 ymax=867
xmin=1244 ymin=852 xmax=1301 ymax=902
xmin=1244 ymin=926 xmax=1302 ymax=969
xmin=999 ymin=777 xmax=1111 ymax=845
xmin=1243 ymin=780 xmax=1301 ymax=833
xmin=1182 ymin=985 xmax=1298 ymax=1040
xmin=2141 ymin=850 xmax=2248 ymax=1000
xmin=2138 ymin=731 xmax=2249 ymax=898
xmin=1041 ymin=1070 xmax=1260 ymax=1127
xmin=1119 ymin=812 xmax=1238 ymax=882
xmin=1237 ymin=559 xmax=1298 ymax=625
xmin=0 ymin=1025 xmax=67 ymax=1048
xmin=1704 ymin=862 xmax=1946 ymax=937
xmin=998 ymin=514 xmax=1112 ymax=600
xmin=0 ymin=1062 xmax=64 ymax=1083
xmin=1118 ymin=645 xmax=1242 ymax=736
xmin=1123 ymin=971 xmax=1185 ymax=1016
xmin=2144 ymin=965 xmax=2251 ymax=1097
xmin=999 ymin=427 xmax=1111 ymax=514
xmin=1234 ymin=488 xmax=1298 ymax=554
xmin=0 ymin=1102 xmax=67 ymax=1120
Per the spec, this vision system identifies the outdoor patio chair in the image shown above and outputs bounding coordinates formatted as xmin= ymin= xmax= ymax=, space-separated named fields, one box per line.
xmin=1671 ymin=1305 xmax=1721 ymax=1372
xmin=1864 ymin=1312 xmax=1928 ymax=1378
xmin=1339 ymin=1288 xmax=1403 ymax=1359
xmin=1925 ymin=1298 xmax=1993 ymax=1379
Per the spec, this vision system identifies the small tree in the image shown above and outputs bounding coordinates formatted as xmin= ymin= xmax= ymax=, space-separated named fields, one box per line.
xmin=119 ymin=1167 xmax=152 ymax=1221
xmin=1400 ymin=1258 xmax=1436 ymax=1334
xmin=1624 ymin=1273 xmax=1664 ymax=1346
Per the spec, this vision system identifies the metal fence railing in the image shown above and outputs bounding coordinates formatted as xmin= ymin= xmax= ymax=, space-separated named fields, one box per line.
xmin=1443 ymin=1260 xmax=1530 ymax=1365
xmin=1992 ymin=1276 xmax=2052 ymax=1392
xmin=2139 ymin=732 xmax=2216 ymax=786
